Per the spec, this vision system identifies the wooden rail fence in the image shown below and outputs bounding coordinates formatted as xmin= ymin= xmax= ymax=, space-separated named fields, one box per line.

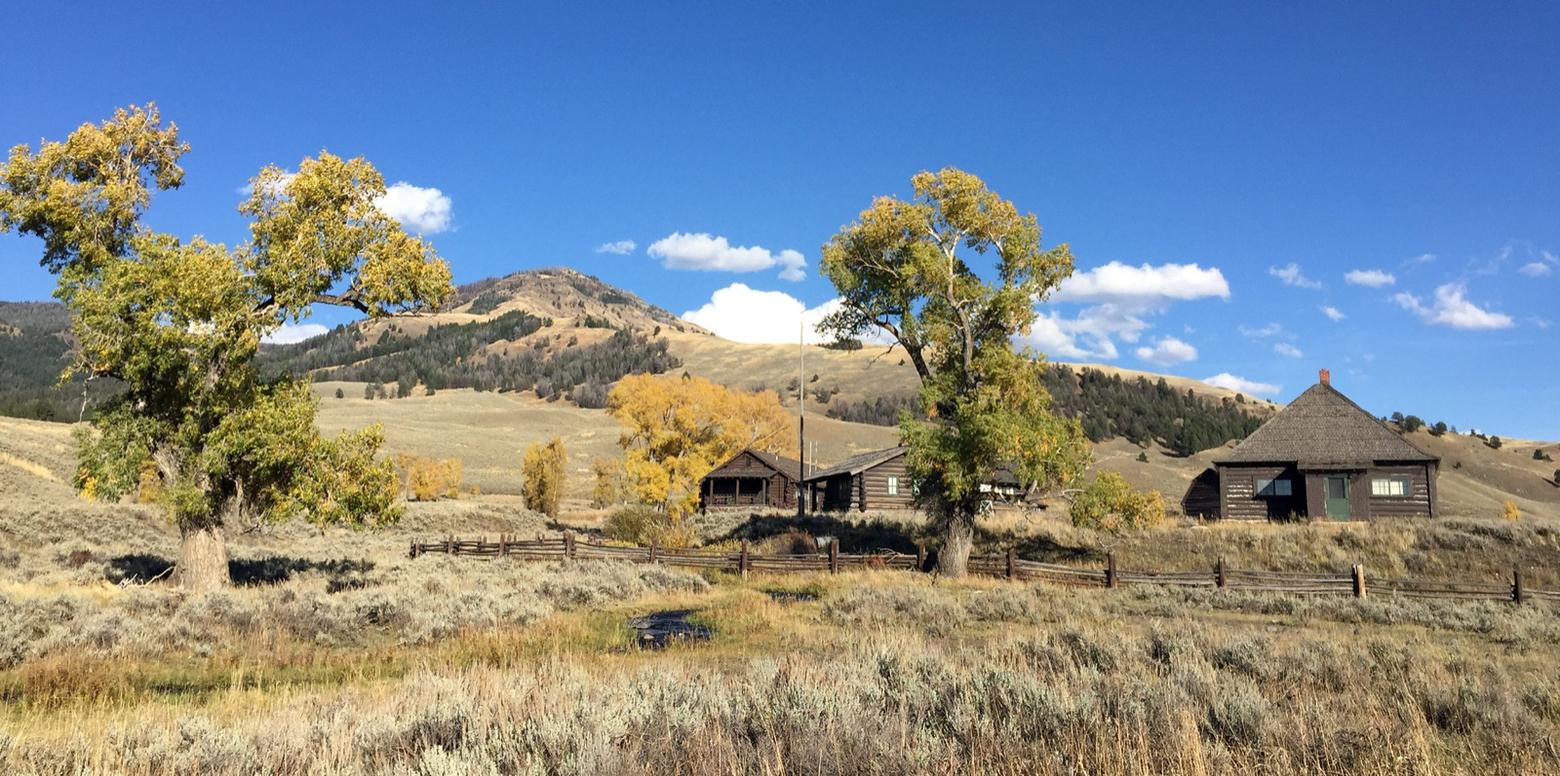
xmin=409 ymin=535 xmax=1559 ymax=605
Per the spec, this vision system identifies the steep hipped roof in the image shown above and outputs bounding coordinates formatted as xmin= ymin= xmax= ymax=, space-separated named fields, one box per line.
xmin=708 ymin=449 xmax=803 ymax=480
xmin=803 ymin=447 xmax=907 ymax=481
xmin=1218 ymin=381 xmax=1436 ymax=466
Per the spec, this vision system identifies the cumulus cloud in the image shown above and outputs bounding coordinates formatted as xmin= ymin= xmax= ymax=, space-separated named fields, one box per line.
xmin=1051 ymin=262 xmax=1229 ymax=304
xmin=1344 ymin=269 xmax=1396 ymax=288
xmin=1392 ymin=283 xmax=1514 ymax=330
xmin=262 ymin=323 xmax=328 ymax=345
xmin=595 ymin=240 xmax=636 ymax=255
xmin=1320 ymin=305 xmax=1347 ymax=321
xmin=648 ymin=232 xmax=807 ymax=281
xmin=681 ymin=283 xmax=884 ymax=345
xmin=1202 ymin=373 xmax=1281 ymax=396
xmin=1269 ymin=263 xmax=1321 ymax=289
xmin=1026 ymin=262 xmax=1228 ymax=361
xmin=375 ymin=183 xmax=452 ymax=234
xmin=1134 ymin=337 xmax=1198 ymax=366
xmin=1273 ymin=342 xmax=1304 ymax=359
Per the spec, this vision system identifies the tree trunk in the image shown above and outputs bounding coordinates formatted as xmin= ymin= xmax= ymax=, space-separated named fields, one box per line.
xmin=178 ymin=525 xmax=232 ymax=590
xmin=937 ymin=511 xmax=975 ymax=576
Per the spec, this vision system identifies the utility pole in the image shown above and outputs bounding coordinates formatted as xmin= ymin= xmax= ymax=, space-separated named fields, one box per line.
xmin=797 ymin=319 xmax=807 ymax=519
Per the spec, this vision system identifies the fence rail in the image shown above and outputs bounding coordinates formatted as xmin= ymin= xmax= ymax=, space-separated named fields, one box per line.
xmin=409 ymin=535 xmax=1555 ymax=605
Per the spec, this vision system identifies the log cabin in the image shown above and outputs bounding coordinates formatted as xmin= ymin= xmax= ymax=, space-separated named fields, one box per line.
xmin=1204 ymin=369 xmax=1439 ymax=521
xmin=804 ymin=447 xmax=915 ymax=512
xmin=698 ymin=449 xmax=803 ymax=511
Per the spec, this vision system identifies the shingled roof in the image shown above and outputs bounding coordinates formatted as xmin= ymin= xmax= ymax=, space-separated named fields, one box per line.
xmin=803 ymin=447 xmax=906 ymax=481
xmin=1218 ymin=380 xmax=1436 ymax=466
xmin=745 ymin=450 xmax=803 ymax=480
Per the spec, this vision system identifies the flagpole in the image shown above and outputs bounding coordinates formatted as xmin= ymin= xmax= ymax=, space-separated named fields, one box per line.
xmin=797 ymin=318 xmax=806 ymax=519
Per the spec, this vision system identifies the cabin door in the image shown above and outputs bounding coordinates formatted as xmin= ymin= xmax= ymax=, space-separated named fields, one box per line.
xmin=1324 ymin=476 xmax=1352 ymax=521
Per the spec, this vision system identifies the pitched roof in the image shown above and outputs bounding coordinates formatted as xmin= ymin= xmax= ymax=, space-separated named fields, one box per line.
xmin=1218 ymin=381 xmax=1436 ymax=466
xmin=803 ymin=447 xmax=907 ymax=481
xmin=707 ymin=449 xmax=803 ymax=480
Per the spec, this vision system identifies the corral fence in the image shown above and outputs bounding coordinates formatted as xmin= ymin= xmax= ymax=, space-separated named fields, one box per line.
xmin=410 ymin=534 xmax=1560 ymax=605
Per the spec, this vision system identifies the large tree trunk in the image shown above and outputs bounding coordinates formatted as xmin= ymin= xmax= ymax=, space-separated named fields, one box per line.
xmin=936 ymin=511 xmax=976 ymax=576
xmin=178 ymin=525 xmax=232 ymax=590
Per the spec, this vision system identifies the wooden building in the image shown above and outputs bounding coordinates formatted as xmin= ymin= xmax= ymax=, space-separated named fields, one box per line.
xmin=698 ymin=450 xmax=803 ymax=511
xmin=1206 ymin=369 xmax=1438 ymax=521
xmin=804 ymin=447 xmax=915 ymax=512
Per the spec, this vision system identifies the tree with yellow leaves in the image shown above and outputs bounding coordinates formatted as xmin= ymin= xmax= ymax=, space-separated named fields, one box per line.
xmin=606 ymin=373 xmax=793 ymax=515
xmin=521 ymin=437 xmax=567 ymax=518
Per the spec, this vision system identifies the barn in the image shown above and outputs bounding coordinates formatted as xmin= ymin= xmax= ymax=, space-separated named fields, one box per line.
xmin=698 ymin=449 xmax=804 ymax=511
xmin=804 ymin=447 xmax=915 ymax=512
xmin=1205 ymin=369 xmax=1439 ymax=521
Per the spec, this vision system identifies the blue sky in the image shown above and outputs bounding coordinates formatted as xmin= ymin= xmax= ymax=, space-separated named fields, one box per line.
xmin=3 ymin=2 xmax=1557 ymax=437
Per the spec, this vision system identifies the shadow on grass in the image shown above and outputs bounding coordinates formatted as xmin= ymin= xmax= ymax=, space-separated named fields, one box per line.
xmin=714 ymin=513 xmax=920 ymax=554
xmin=104 ymin=554 xmax=375 ymax=586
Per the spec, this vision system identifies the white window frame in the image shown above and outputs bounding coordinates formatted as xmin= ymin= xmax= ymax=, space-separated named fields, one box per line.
xmin=1371 ymin=477 xmax=1412 ymax=497
xmin=1255 ymin=477 xmax=1293 ymax=497
xmin=887 ymin=476 xmax=899 ymax=496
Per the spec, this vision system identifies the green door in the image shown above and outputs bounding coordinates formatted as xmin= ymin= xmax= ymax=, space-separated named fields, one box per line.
xmin=1324 ymin=476 xmax=1352 ymax=521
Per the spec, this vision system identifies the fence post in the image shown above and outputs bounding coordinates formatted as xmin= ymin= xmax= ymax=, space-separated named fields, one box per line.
xmin=1352 ymin=564 xmax=1366 ymax=598
xmin=1005 ymin=546 xmax=1016 ymax=579
xmin=916 ymin=544 xmax=926 ymax=572
xmin=499 ymin=534 xmax=508 ymax=557
xmin=829 ymin=540 xmax=839 ymax=575
xmin=409 ymin=540 xmax=418 ymax=559
xmin=739 ymin=540 xmax=750 ymax=578
xmin=1216 ymin=556 xmax=1226 ymax=589
xmin=565 ymin=532 xmax=576 ymax=562
xmin=1106 ymin=552 xmax=1117 ymax=589
xmin=445 ymin=535 xmax=453 ymax=555
xmin=649 ymin=539 xmax=658 ymax=565
xmin=1513 ymin=565 xmax=1524 ymax=605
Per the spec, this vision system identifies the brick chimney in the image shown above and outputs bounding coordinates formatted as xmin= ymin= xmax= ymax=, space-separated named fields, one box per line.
xmin=1319 ymin=368 xmax=1331 ymax=386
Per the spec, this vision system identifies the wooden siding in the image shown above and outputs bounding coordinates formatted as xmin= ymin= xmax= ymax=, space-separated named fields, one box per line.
xmin=1218 ymin=464 xmax=1306 ymax=520
xmin=1363 ymin=463 xmax=1434 ymax=518
xmin=859 ymin=454 xmax=914 ymax=510
xmin=701 ymin=451 xmax=797 ymax=510
xmin=1182 ymin=468 xmax=1221 ymax=518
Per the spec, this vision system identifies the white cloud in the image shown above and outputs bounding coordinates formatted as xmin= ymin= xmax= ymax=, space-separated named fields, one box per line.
xmin=1392 ymin=283 xmax=1514 ymax=330
xmin=1239 ymin=323 xmax=1284 ymax=339
xmin=1021 ymin=303 xmax=1160 ymax=361
xmin=263 ymin=323 xmax=328 ymax=345
xmin=1273 ymin=342 xmax=1304 ymax=359
xmin=1344 ymin=269 xmax=1396 ymax=288
xmin=374 ymin=182 xmax=452 ymax=234
xmin=648 ymin=232 xmax=807 ymax=281
xmin=1202 ymin=373 xmax=1281 ymax=397
xmin=1134 ymin=337 xmax=1198 ymax=366
xmin=1052 ymin=262 xmax=1229 ymax=304
xmin=1320 ymin=305 xmax=1347 ymax=321
xmin=1519 ymin=262 xmax=1553 ymax=277
xmin=1269 ymin=263 xmax=1321 ymax=289
xmin=1531 ymin=317 xmax=1553 ymax=330
xmin=682 ymin=283 xmax=878 ymax=344
xmin=595 ymin=240 xmax=636 ymax=255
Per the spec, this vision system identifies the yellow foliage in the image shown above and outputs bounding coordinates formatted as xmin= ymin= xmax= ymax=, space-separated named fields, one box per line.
xmin=520 ymin=437 xmax=566 ymax=518
xmin=135 ymin=460 xmax=163 ymax=505
xmin=1070 ymin=472 xmax=1165 ymax=534
xmin=607 ymin=374 xmax=793 ymax=516
xmin=590 ymin=457 xmax=632 ymax=509
xmin=395 ymin=453 xmax=463 ymax=502
xmin=1503 ymin=500 xmax=1521 ymax=521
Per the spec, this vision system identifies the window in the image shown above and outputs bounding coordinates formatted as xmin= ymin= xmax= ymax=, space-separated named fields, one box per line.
xmin=1255 ymin=477 xmax=1292 ymax=497
xmin=1371 ymin=477 xmax=1412 ymax=497
xmin=887 ymin=476 xmax=899 ymax=495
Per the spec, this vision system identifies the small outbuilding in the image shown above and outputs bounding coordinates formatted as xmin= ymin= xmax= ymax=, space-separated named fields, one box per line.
xmin=698 ymin=449 xmax=803 ymax=511
xmin=805 ymin=446 xmax=914 ymax=512
xmin=1208 ymin=369 xmax=1439 ymax=521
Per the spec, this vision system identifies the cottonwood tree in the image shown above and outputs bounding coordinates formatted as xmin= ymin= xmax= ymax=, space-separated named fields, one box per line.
xmin=818 ymin=168 xmax=1090 ymax=575
xmin=606 ymin=373 xmax=793 ymax=515
xmin=0 ymin=105 xmax=452 ymax=589
xmin=521 ymin=437 xmax=567 ymax=518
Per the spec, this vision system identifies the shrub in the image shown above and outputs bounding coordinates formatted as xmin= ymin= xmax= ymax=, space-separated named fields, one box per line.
xmin=1135 ymin=451 xmax=1149 ymax=463
xmin=1070 ymin=472 xmax=1165 ymax=533
xmin=1533 ymin=449 xmax=1552 ymax=462
xmin=1488 ymin=436 xmax=1503 ymax=450
xmin=590 ymin=458 xmax=632 ymax=508
xmin=520 ymin=437 xmax=566 ymax=518
xmin=334 ymin=388 xmax=344 ymax=399
xmin=1503 ymin=500 xmax=1521 ymax=522
xmin=1430 ymin=421 xmax=1448 ymax=437
xmin=602 ymin=504 xmax=693 ymax=547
